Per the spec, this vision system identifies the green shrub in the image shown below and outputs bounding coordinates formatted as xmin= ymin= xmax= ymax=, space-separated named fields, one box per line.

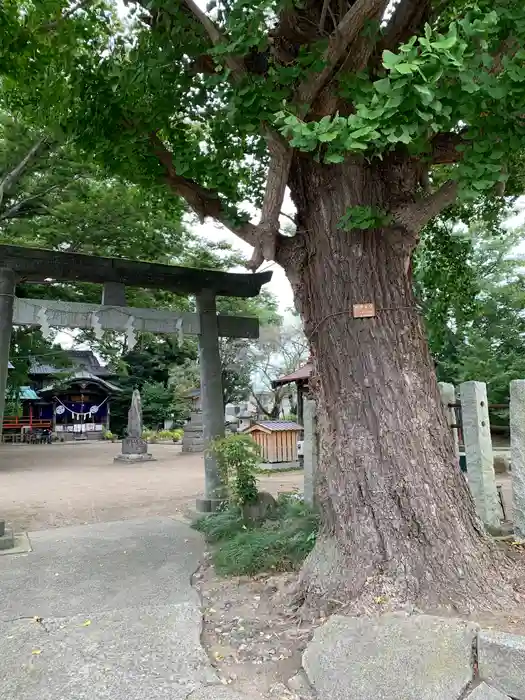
xmin=193 ymin=495 xmax=319 ymax=576
xmin=192 ymin=505 xmax=246 ymax=542
xmin=142 ymin=428 xmax=184 ymax=441
xmin=211 ymin=434 xmax=260 ymax=506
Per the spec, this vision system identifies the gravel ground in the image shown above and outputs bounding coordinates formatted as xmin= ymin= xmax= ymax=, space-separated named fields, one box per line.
xmin=0 ymin=442 xmax=304 ymax=532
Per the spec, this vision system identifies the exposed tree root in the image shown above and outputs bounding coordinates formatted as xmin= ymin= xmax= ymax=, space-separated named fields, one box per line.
xmin=289 ymin=534 xmax=525 ymax=621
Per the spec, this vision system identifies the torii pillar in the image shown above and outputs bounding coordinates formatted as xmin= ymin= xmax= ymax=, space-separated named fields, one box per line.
xmin=0 ymin=267 xmax=16 ymax=441
xmin=195 ymin=290 xmax=227 ymax=512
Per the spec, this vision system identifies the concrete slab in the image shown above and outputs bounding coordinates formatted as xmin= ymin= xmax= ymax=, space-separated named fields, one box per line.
xmin=478 ymin=629 xmax=525 ymax=700
xmin=1 ymin=604 xmax=216 ymax=700
xmin=0 ymin=517 xmax=202 ymax=619
xmin=303 ymin=613 xmax=478 ymax=700
xmin=467 ymin=682 xmax=511 ymax=699
xmin=0 ymin=517 xmax=232 ymax=699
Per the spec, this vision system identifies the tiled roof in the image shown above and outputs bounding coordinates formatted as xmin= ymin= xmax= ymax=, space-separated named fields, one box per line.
xmin=29 ymin=350 xmax=112 ymax=376
xmin=18 ymin=386 xmax=39 ymax=400
xmin=40 ymin=371 xmax=121 ymax=393
xmin=272 ymin=363 xmax=312 ymax=387
xmin=250 ymin=421 xmax=303 ymax=432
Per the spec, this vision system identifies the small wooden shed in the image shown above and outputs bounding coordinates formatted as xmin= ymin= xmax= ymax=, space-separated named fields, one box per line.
xmin=244 ymin=420 xmax=302 ymax=463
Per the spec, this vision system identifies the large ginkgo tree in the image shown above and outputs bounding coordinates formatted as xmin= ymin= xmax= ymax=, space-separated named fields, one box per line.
xmin=2 ymin=0 xmax=525 ymax=611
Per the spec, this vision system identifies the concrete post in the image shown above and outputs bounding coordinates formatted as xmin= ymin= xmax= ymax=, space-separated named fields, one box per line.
xmin=460 ymin=381 xmax=500 ymax=530
xmin=510 ymin=380 xmax=525 ymax=540
xmin=0 ymin=267 xmax=16 ymax=442
xmin=438 ymin=382 xmax=459 ymax=459
xmin=196 ymin=290 xmax=226 ymax=512
xmin=303 ymin=398 xmax=318 ymax=507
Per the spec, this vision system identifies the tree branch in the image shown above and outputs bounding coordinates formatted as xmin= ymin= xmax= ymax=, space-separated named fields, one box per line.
xmin=393 ymin=180 xmax=458 ymax=233
xmin=0 ymin=138 xmax=50 ymax=208
xmin=295 ymin=0 xmax=388 ymax=112
xmin=379 ymin=0 xmax=431 ymax=55
xmin=248 ymin=137 xmax=292 ymax=271
xmin=180 ymin=0 xmax=246 ymax=81
xmin=430 ymin=131 xmax=466 ymax=164
xmin=0 ymin=178 xmax=78 ymax=222
xmin=148 ymin=131 xmax=259 ymax=246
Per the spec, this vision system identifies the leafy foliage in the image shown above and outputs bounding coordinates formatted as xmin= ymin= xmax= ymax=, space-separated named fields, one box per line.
xmin=416 ymin=209 xmax=525 ymax=409
xmin=211 ymin=433 xmax=261 ymax=505
xmin=7 ymin=326 xmax=72 ymax=399
xmin=193 ymin=495 xmax=319 ymax=576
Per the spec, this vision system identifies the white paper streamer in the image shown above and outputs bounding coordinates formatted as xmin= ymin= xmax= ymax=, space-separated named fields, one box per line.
xmin=37 ymin=307 xmax=52 ymax=340
xmin=91 ymin=312 xmax=104 ymax=340
xmin=176 ymin=317 xmax=184 ymax=346
xmin=125 ymin=315 xmax=137 ymax=351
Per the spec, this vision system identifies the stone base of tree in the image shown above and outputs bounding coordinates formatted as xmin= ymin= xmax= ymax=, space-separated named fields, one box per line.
xmin=301 ymin=613 xmax=525 ymax=700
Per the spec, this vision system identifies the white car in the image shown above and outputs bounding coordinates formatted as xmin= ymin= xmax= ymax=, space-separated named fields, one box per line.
xmin=297 ymin=439 xmax=304 ymax=465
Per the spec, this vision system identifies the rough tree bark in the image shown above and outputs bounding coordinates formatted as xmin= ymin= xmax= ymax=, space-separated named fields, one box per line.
xmin=280 ymin=155 xmax=515 ymax=614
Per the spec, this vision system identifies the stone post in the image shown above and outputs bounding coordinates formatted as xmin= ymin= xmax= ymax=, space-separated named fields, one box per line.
xmin=0 ymin=268 xmax=15 ymax=550
xmin=460 ymin=381 xmax=500 ymax=530
xmin=0 ymin=267 xmax=16 ymax=442
xmin=303 ymin=398 xmax=318 ymax=507
xmin=196 ymin=290 xmax=226 ymax=512
xmin=438 ymin=382 xmax=459 ymax=459
xmin=510 ymin=380 xmax=525 ymax=540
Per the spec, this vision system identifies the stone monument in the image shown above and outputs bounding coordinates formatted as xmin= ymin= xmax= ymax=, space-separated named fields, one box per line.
xmin=182 ymin=410 xmax=205 ymax=453
xmin=114 ymin=389 xmax=155 ymax=463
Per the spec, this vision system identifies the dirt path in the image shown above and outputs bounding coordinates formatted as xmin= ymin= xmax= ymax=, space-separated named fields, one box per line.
xmin=0 ymin=442 xmax=304 ymax=532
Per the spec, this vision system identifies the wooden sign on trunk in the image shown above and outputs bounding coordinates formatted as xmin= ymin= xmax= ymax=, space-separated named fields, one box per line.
xmin=353 ymin=303 xmax=376 ymax=319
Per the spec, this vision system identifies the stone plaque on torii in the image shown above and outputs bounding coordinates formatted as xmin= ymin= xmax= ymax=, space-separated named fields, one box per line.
xmin=0 ymin=244 xmax=272 ymax=515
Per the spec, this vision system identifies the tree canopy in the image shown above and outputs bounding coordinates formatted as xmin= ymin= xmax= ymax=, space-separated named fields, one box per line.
xmin=1 ymin=0 xmax=525 ymax=266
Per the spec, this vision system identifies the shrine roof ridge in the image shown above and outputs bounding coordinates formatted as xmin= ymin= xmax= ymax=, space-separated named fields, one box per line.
xmin=0 ymin=245 xmax=272 ymax=298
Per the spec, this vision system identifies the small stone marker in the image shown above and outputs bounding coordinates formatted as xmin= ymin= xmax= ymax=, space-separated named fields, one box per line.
xmin=114 ymin=389 xmax=155 ymax=463
xmin=460 ymin=381 xmax=500 ymax=530
xmin=510 ymin=380 xmax=525 ymax=540
xmin=242 ymin=491 xmax=276 ymax=523
xmin=438 ymin=382 xmax=459 ymax=459
xmin=478 ymin=629 xmax=525 ymax=700
xmin=303 ymin=398 xmax=318 ymax=507
xmin=0 ymin=519 xmax=14 ymax=551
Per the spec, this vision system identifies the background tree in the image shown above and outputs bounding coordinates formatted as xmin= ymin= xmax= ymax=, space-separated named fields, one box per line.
xmin=417 ymin=214 xmax=525 ymax=410
xmin=249 ymin=319 xmax=309 ymax=418
xmin=3 ymin=0 xmax=525 ymax=610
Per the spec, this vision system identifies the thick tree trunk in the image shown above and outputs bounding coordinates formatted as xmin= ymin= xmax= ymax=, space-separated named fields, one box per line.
xmin=283 ymin=156 xmax=514 ymax=613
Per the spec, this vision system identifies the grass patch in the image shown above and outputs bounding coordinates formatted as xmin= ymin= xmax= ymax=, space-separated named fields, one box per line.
xmin=192 ymin=495 xmax=319 ymax=576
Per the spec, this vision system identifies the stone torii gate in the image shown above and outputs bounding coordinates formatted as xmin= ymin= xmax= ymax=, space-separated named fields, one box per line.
xmin=0 ymin=245 xmax=272 ymax=513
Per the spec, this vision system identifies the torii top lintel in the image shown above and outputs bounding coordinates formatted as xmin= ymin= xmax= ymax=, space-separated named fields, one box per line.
xmin=0 ymin=245 xmax=272 ymax=298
